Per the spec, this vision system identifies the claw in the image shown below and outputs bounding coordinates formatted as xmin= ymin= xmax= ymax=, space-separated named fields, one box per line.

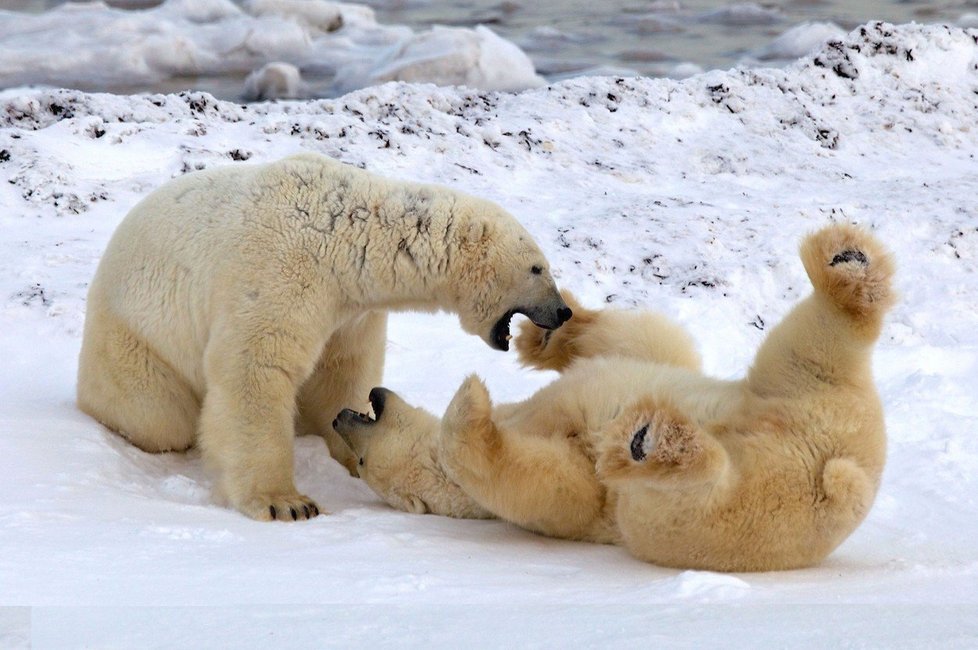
xmin=290 ymin=507 xmax=298 ymax=520
xmin=630 ymin=425 xmax=650 ymax=461
xmin=269 ymin=505 xmax=277 ymax=520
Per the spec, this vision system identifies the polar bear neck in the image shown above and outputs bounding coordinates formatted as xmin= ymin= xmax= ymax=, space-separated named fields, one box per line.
xmin=316 ymin=176 xmax=468 ymax=312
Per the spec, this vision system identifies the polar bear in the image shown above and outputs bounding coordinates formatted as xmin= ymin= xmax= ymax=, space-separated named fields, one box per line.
xmin=77 ymin=152 xmax=571 ymax=522
xmin=334 ymin=224 xmax=895 ymax=571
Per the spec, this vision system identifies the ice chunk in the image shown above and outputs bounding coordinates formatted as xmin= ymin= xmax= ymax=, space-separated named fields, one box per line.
xmin=753 ymin=21 xmax=847 ymax=61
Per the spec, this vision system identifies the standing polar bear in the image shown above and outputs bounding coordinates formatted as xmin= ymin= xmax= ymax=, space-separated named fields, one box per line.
xmin=334 ymin=224 xmax=895 ymax=571
xmin=78 ymin=152 xmax=571 ymax=521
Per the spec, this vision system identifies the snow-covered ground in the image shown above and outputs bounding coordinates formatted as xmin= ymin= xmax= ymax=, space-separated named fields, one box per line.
xmin=1 ymin=20 xmax=977 ymax=648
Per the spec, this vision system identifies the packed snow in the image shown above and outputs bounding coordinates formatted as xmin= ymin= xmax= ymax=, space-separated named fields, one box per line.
xmin=1 ymin=20 xmax=977 ymax=647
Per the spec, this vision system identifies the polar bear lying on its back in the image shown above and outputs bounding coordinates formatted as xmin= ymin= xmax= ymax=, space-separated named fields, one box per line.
xmin=77 ymin=153 xmax=571 ymax=521
xmin=334 ymin=224 xmax=895 ymax=571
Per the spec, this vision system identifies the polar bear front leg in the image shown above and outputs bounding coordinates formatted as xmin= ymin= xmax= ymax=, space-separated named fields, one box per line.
xmin=199 ymin=327 xmax=321 ymax=521
xmin=439 ymin=376 xmax=606 ymax=540
xmin=296 ymin=311 xmax=387 ymax=475
xmin=515 ymin=290 xmax=701 ymax=372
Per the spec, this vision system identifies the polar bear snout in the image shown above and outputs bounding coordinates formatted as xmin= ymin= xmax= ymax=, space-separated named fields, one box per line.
xmin=531 ymin=304 xmax=573 ymax=330
xmin=489 ymin=295 xmax=573 ymax=351
xmin=520 ymin=298 xmax=573 ymax=338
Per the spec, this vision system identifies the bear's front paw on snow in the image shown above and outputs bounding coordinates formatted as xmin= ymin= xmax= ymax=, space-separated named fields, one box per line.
xmin=240 ymin=492 xmax=322 ymax=521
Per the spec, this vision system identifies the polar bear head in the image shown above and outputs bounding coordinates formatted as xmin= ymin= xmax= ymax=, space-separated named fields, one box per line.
xmin=332 ymin=388 xmax=492 ymax=519
xmin=448 ymin=199 xmax=572 ymax=351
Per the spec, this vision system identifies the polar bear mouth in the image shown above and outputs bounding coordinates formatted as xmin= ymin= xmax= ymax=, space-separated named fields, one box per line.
xmin=490 ymin=310 xmax=519 ymax=351
xmin=338 ymin=410 xmax=374 ymax=426
xmin=490 ymin=303 xmax=574 ymax=351
xmin=333 ymin=387 xmax=389 ymax=431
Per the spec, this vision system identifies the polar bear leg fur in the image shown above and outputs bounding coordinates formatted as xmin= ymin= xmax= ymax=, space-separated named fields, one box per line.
xmin=747 ymin=223 xmax=895 ymax=399
xmin=197 ymin=308 xmax=326 ymax=521
xmin=77 ymin=295 xmax=199 ymax=454
xmin=296 ymin=311 xmax=387 ymax=474
xmin=515 ymin=290 xmax=701 ymax=373
xmin=439 ymin=376 xmax=607 ymax=540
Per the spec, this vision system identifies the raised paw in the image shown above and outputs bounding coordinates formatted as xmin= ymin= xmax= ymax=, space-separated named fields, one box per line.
xmin=441 ymin=375 xmax=493 ymax=444
xmin=239 ymin=492 xmax=322 ymax=522
xmin=515 ymin=290 xmax=593 ymax=371
xmin=438 ymin=375 xmax=499 ymax=484
xmin=800 ymin=224 xmax=895 ymax=320
xmin=597 ymin=399 xmax=725 ymax=489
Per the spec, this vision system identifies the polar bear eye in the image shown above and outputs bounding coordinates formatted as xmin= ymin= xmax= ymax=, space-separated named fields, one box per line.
xmin=531 ymin=265 xmax=543 ymax=275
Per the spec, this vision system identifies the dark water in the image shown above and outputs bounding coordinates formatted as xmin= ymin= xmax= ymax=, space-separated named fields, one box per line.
xmin=2 ymin=0 xmax=973 ymax=98
xmin=365 ymin=0 xmax=973 ymax=78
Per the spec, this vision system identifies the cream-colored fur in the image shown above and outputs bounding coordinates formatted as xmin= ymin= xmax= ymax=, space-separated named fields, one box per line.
xmin=78 ymin=152 xmax=571 ymax=521
xmin=334 ymin=224 xmax=895 ymax=571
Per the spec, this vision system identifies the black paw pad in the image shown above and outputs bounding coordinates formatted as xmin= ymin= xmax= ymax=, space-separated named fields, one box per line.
xmin=630 ymin=425 xmax=649 ymax=461
xmin=830 ymin=249 xmax=868 ymax=267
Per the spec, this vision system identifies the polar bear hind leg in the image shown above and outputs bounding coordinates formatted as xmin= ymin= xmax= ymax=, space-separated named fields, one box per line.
xmin=296 ymin=311 xmax=387 ymax=475
xmin=77 ymin=303 xmax=198 ymax=453
xmin=800 ymin=223 xmax=896 ymax=327
xmin=747 ymin=224 xmax=895 ymax=398
xmin=820 ymin=457 xmax=874 ymax=525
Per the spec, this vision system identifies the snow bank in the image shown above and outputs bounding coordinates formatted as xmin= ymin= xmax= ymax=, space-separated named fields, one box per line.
xmin=0 ymin=0 xmax=544 ymax=99
xmin=1 ymin=21 xmax=977 ymax=644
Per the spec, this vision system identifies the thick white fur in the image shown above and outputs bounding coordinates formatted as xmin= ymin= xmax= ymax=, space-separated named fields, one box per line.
xmin=77 ymin=153 xmax=566 ymax=521
xmin=338 ymin=224 xmax=895 ymax=571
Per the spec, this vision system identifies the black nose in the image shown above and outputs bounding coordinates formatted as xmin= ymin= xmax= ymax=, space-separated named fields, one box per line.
xmin=557 ymin=306 xmax=573 ymax=324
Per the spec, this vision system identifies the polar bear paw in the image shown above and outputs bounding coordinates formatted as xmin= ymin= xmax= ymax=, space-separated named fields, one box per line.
xmin=238 ymin=492 xmax=322 ymax=522
xmin=800 ymin=224 xmax=895 ymax=320
xmin=438 ymin=375 xmax=499 ymax=484
xmin=441 ymin=376 xmax=495 ymax=450
xmin=627 ymin=411 xmax=701 ymax=465
xmin=515 ymin=290 xmax=593 ymax=371
xmin=597 ymin=400 xmax=725 ymax=488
